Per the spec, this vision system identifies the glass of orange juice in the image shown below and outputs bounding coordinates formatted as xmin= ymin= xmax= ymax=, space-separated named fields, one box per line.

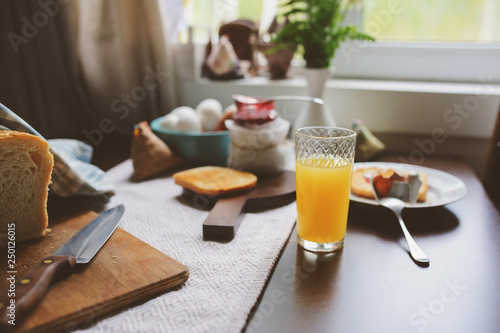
xmin=295 ymin=127 xmax=357 ymax=252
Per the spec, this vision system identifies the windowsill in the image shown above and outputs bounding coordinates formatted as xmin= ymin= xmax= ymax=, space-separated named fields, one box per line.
xmin=189 ymin=75 xmax=500 ymax=96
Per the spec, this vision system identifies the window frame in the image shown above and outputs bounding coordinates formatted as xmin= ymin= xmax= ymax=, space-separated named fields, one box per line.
xmin=331 ymin=41 xmax=500 ymax=84
xmin=335 ymin=2 xmax=500 ymax=84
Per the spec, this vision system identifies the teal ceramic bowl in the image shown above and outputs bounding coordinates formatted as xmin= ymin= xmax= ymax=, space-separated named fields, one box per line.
xmin=150 ymin=117 xmax=230 ymax=166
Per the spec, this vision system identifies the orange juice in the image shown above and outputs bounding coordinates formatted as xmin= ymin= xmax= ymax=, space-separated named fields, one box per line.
xmin=296 ymin=157 xmax=353 ymax=244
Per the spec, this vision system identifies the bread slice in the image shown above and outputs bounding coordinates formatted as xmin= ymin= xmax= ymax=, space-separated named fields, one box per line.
xmin=0 ymin=131 xmax=54 ymax=247
xmin=173 ymin=166 xmax=257 ymax=196
xmin=351 ymin=167 xmax=379 ymax=199
xmin=351 ymin=167 xmax=428 ymax=202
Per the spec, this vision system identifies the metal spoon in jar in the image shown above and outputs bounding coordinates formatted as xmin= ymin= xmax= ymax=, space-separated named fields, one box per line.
xmin=233 ymin=94 xmax=324 ymax=105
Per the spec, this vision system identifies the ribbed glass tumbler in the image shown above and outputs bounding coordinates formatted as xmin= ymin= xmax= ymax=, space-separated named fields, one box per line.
xmin=295 ymin=127 xmax=357 ymax=252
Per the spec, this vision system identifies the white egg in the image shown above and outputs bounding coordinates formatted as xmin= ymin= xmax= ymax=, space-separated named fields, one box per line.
xmin=176 ymin=110 xmax=202 ymax=132
xmin=196 ymin=99 xmax=223 ymax=131
xmin=171 ymin=106 xmax=196 ymax=117
xmin=159 ymin=114 xmax=179 ymax=130
xmin=224 ymin=104 xmax=237 ymax=115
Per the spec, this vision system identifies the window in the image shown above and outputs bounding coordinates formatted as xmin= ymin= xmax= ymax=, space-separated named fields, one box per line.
xmin=361 ymin=0 xmax=500 ymax=43
xmin=171 ymin=0 xmax=500 ymax=83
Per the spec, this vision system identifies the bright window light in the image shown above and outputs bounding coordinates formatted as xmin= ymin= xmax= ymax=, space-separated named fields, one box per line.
xmin=362 ymin=0 xmax=500 ymax=43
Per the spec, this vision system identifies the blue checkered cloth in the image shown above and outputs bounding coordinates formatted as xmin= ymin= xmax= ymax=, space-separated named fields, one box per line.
xmin=0 ymin=102 xmax=115 ymax=198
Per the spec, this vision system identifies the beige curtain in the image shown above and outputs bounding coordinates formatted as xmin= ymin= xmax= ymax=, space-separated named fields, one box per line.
xmin=0 ymin=0 xmax=179 ymax=142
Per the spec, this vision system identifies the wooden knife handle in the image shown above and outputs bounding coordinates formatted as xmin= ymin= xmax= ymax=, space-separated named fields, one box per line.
xmin=203 ymin=194 xmax=249 ymax=242
xmin=0 ymin=255 xmax=76 ymax=332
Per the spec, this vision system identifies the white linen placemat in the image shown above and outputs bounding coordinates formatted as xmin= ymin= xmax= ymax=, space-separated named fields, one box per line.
xmin=78 ymin=160 xmax=297 ymax=333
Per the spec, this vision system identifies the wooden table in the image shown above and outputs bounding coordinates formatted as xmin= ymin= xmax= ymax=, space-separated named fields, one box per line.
xmin=245 ymin=156 xmax=500 ymax=333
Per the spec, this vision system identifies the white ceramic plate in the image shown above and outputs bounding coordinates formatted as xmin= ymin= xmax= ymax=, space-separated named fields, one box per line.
xmin=350 ymin=162 xmax=467 ymax=208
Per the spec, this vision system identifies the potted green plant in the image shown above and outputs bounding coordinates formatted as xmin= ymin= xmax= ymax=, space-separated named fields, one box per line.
xmin=273 ymin=0 xmax=375 ymax=129
xmin=274 ymin=0 xmax=374 ymax=68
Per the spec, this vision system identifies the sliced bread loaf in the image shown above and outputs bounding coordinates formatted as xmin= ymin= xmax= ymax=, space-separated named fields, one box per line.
xmin=0 ymin=131 xmax=54 ymax=247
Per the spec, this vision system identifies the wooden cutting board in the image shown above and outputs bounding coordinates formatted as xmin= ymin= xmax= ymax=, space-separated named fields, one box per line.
xmin=0 ymin=210 xmax=189 ymax=333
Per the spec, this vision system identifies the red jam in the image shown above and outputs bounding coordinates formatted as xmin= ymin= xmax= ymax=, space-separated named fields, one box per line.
xmin=233 ymin=94 xmax=277 ymax=125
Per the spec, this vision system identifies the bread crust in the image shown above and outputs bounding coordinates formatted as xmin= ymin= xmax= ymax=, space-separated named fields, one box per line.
xmin=173 ymin=166 xmax=257 ymax=196
xmin=351 ymin=167 xmax=427 ymax=202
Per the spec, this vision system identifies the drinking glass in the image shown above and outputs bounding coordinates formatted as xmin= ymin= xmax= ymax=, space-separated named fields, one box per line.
xmin=295 ymin=127 xmax=357 ymax=252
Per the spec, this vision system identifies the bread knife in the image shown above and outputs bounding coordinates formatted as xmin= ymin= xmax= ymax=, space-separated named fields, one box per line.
xmin=0 ymin=204 xmax=125 ymax=332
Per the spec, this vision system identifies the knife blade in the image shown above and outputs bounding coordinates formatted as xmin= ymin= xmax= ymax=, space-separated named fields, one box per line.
xmin=0 ymin=204 xmax=125 ymax=331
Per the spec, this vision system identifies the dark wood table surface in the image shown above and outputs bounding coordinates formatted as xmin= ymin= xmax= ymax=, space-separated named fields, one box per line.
xmin=244 ymin=156 xmax=500 ymax=333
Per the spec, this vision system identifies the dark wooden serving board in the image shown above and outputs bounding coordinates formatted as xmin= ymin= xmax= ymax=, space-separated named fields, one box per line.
xmin=0 ymin=210 xmax=189 ymax=333
xmin=199 ymin=171 xmax=297 ymax=242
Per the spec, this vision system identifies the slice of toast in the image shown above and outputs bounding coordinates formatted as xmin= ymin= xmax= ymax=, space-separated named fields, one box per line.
xmin=173 ymin=166 xmax=257 ymax=196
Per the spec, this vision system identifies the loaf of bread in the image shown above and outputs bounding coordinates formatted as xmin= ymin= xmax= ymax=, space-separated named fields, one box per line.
xmin=0 ymin=131 xmax=54 ymax=247
xmin=173 ymin=166 xmax=257 ymax=196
